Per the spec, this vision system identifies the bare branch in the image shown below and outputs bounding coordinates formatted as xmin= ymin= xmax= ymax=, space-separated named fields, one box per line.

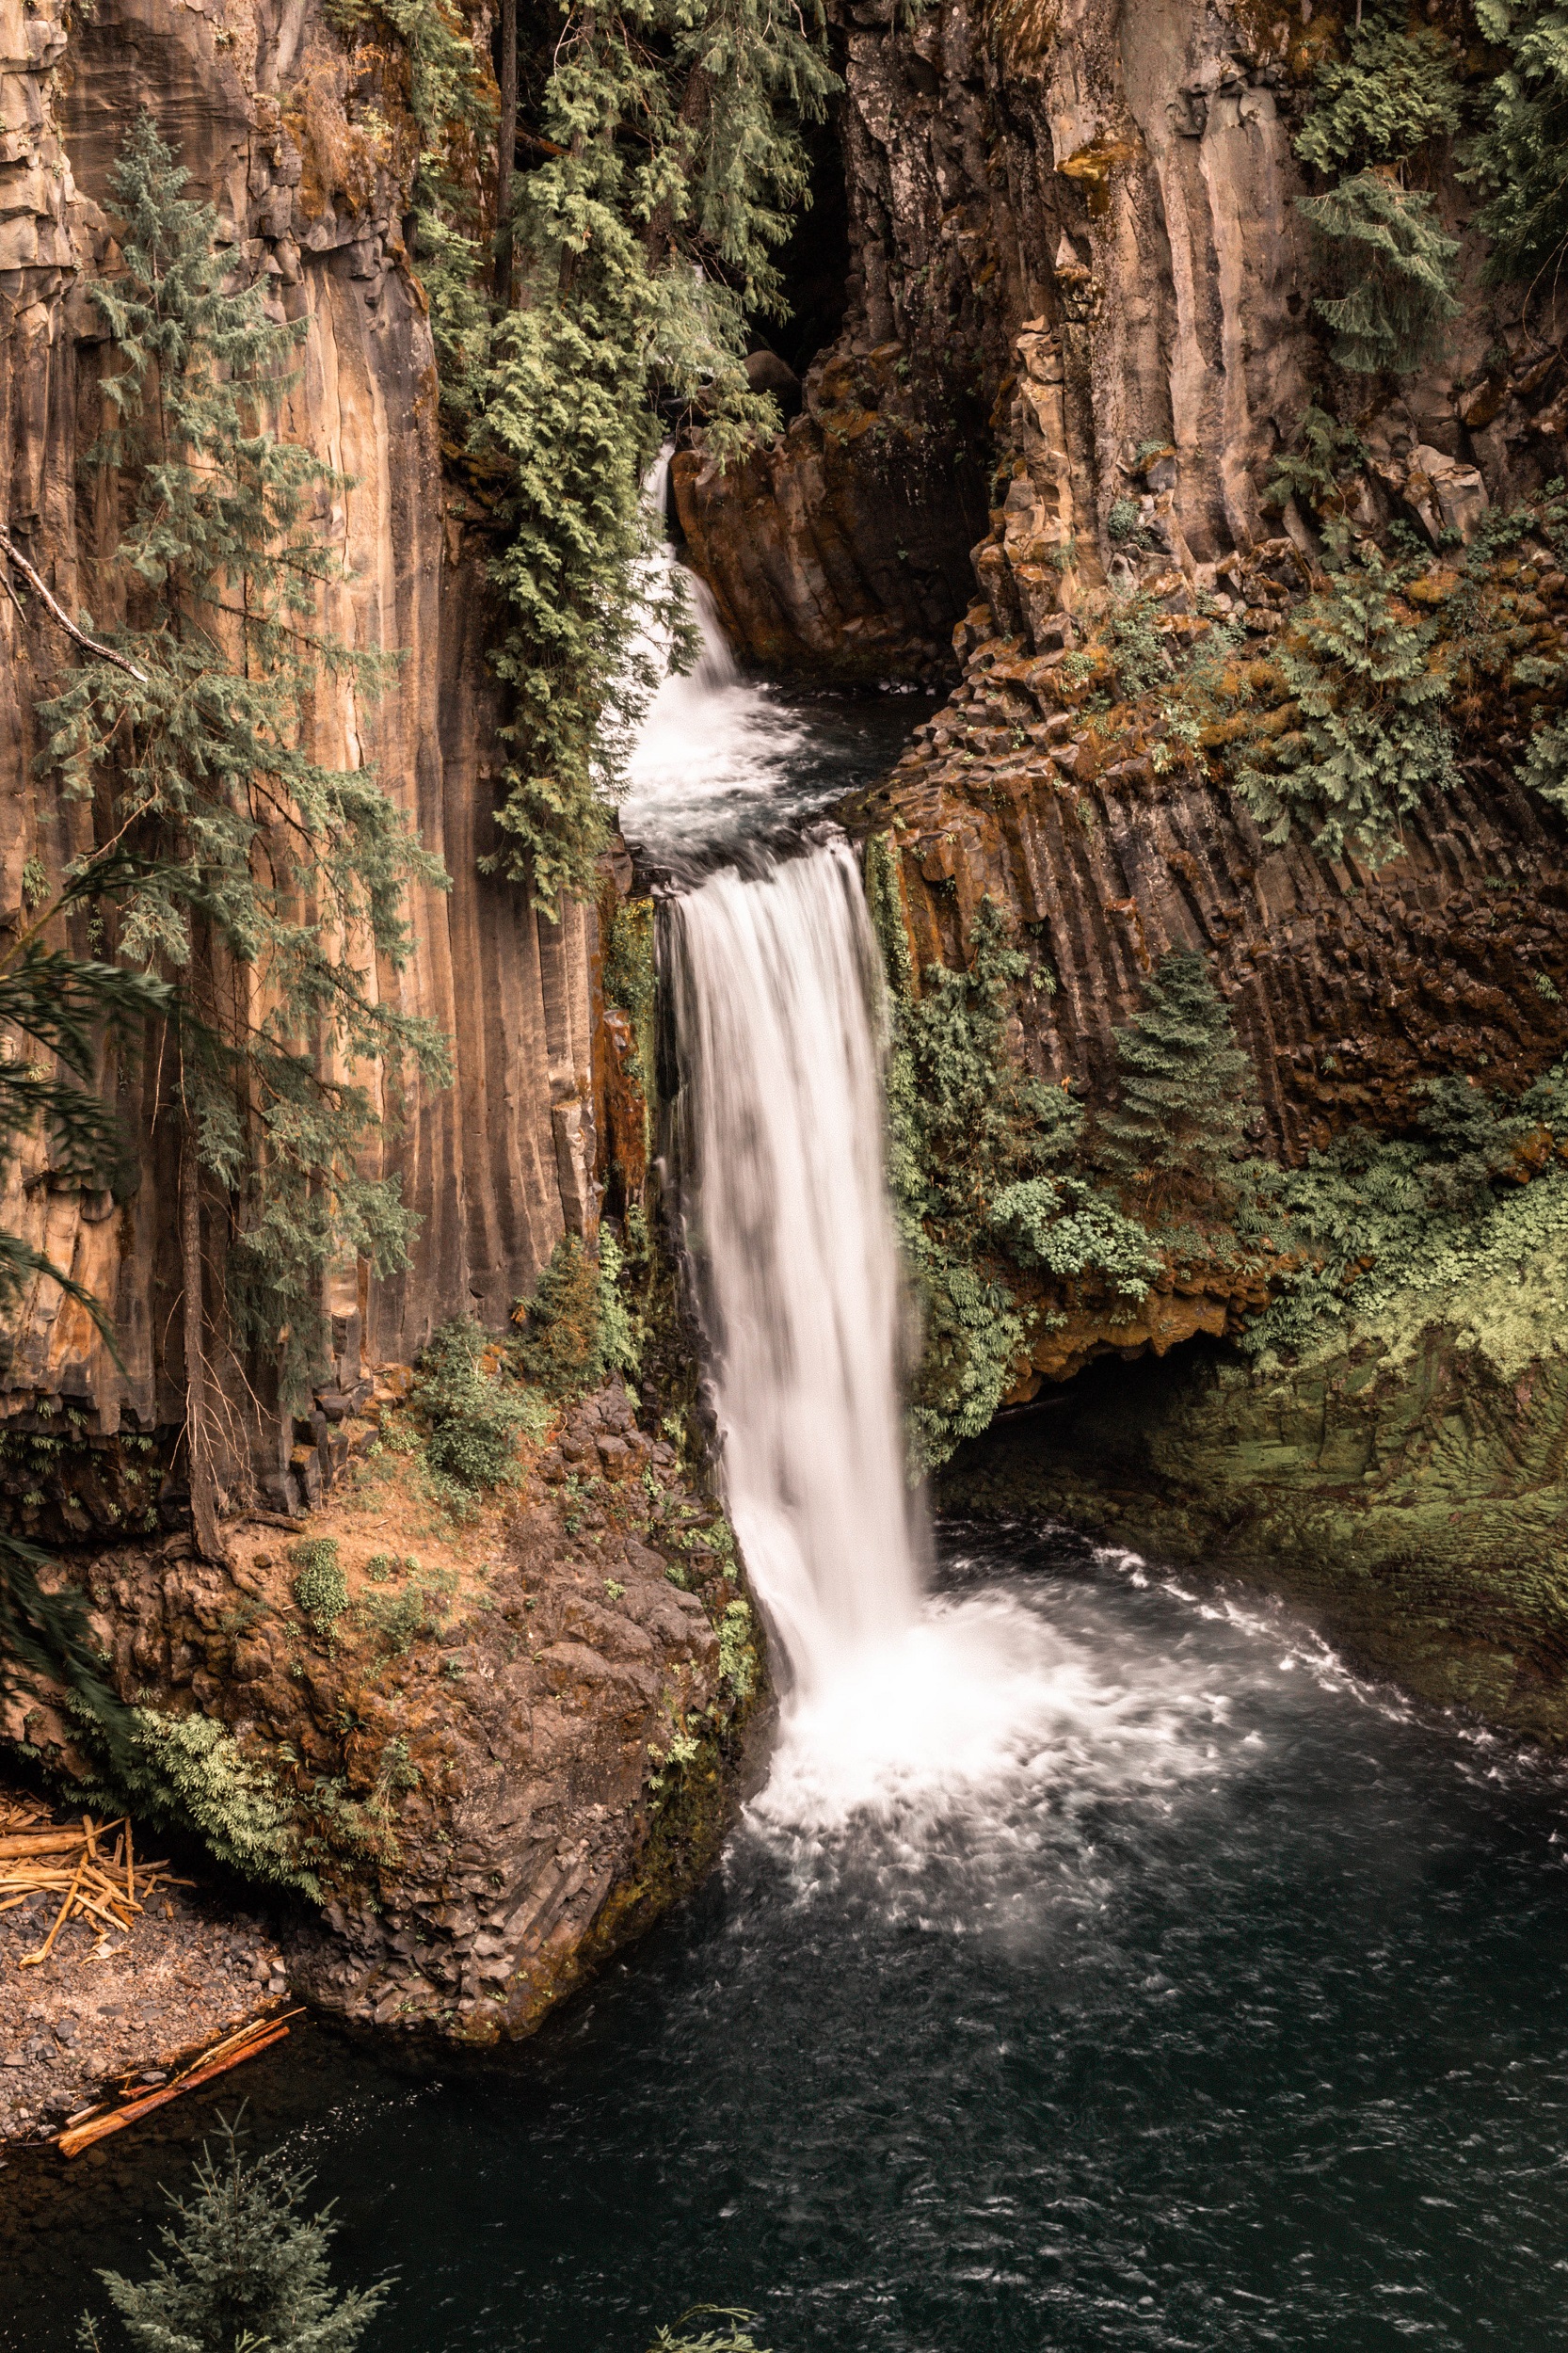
xmin=0 ymin=531 xmax=149 ymax=684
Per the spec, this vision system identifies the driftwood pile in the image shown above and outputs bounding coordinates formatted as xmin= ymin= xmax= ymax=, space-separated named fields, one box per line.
xmin=0 ymin=1796 xmax=189 ymax=1965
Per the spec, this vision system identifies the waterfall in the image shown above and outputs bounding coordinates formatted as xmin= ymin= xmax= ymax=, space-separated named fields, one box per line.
xmin=624 ymin=459 xmax=923 ymax=1707
xmin=667 ymin=844 xmax=923 ymax=1693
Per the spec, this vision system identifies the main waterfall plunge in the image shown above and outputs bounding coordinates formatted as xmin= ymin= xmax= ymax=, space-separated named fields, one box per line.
xmin=666 ymin=848 xmax=922 ymax=1689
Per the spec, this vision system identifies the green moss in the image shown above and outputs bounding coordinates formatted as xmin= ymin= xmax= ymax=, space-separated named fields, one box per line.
xmin=943 ymin=1298 xmax=1568 ymax=1746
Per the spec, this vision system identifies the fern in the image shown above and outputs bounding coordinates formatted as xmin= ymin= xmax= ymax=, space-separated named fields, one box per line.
xmin=1232 ymin=540 xmax=1457 ymax=862
xmin=1295 ymin=13 xmax=1463 ymax=173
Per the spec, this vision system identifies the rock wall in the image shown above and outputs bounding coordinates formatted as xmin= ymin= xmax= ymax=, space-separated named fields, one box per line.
xmin=680 ymin=1 xmax=1564 ymax=672
xmin=943 ymin=1295 xmax=1568 ymax=1748
xmin=0 ymin=0 xmax=599 ymax=1509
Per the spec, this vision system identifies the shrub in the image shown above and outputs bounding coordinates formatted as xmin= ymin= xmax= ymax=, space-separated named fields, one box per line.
xmin=510 ymin=1232 xmax=640 ymax=1400
xmin=289 ymin=1540 xmax=348 ymax=1636
xmin=1263 ymin=402 xmax=1367 ymax=520
xmin=414 ymin=1316 xmax=541 ymax=1489
xmin=79 ymin=2112 xmax=391 ymax=2353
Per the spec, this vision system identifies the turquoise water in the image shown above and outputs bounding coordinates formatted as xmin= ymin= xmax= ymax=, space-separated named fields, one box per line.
xmin=8 ymin=1520 xmax=1568 ymax=2352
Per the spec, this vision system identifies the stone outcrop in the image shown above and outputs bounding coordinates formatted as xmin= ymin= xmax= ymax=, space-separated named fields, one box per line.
xmin=21 ymin=1380 xmax=761 ymax=2043
xmin=852 ymin=588 xmax=1568 ymax=1168
xmin=944 ymin=1292 xmax=1568 ymax=1747
xmin=1 ymin=0 xmax=598 ymax=1513
xmin=680 ymin=1 xmax=1566 ymax=678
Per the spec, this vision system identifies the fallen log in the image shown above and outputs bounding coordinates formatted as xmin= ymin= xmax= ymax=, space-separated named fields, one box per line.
xmin=56 ymin=2019 xmax=296 ymax=2158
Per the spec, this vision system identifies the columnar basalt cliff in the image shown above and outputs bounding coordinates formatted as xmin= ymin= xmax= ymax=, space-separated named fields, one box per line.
xmin=0 ymin=0 xmax=772 ymax=2052
xmin=1 ymin=0 xmax=599 ymax=1516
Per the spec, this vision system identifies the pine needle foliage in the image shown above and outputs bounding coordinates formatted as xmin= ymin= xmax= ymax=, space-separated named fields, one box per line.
xmin=40 ymin=114 xmax=452 ymax=1401
xmin=1466 ymin=2 xmax=1568 ymax=287
xmin=1100 ymin=952 xmax=1255 ymax=1201
xmin=1294 ymin=6 xmax=1463 ymax=376
xmin=0 ymin=920 xmax=171 ymax=1327
xmin=79 ymin=2110 xmax=392 ymax=2353
xmin=1232 ymin=538 xmax=1458 ymax=863
xmin=1299 ymin=169 xmax=1462 ymax=376
xmin=648 ymin=2313 xmax=770 ymax=2353
xmin=0 ymin=880 xmax=170 ymax=1746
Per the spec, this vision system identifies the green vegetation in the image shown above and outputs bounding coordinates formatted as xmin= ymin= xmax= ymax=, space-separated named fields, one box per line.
xmin=412 ymin=1316 xmax=546 ymax=1490
xmin=648 ymin=2313 xmax=771 ymax=2353
xmin=290 ymin=1539 xmax=349 ymax=1638
xmin=1468 ymin=2 xmax=1568 ymax=286
xmin=1263 ymin=402 xmax=1366 ymax=520
xmin=1231 ymin=538 xmax=1458 ymax=862
xmin=1295 ymin=14 xmax=1463 ymax=175
xmin=98 ymin=1707 xmax=317 ymax=1895
xmin=1294 ymin=5 xmax=1462 ymax=375
xmin=46 ymin=116 xmax=450 ymax=1382
xmin=0 ymin=906 xmax=171 ymax=1752
xmin=79 ymin=2111 xmax=391 ymax=2353
xmin=1234 ymin=1064 xmax=1568 ymax=1373
xmin=431 ymin=0 xmax=839 ymax=913
xmin=510 ymin=1230 xmax=640 ymax=1399
xmin=1100 ymin=952 xmax=1255 ymax=1196
xmin=866 ymin=842 xmax=1207 ymax=1472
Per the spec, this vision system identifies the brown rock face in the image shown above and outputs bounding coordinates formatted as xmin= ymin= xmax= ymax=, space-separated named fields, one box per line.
xmin=24 ymin=1382 xmax=762 ymax=2044
xmin=856 ymin=635 xmax=1568 ymax=1164
xmin=1 ymin=0 xmax=599 ymax=1497
xmin=680 ymin=1 xmax=1564 ymax=680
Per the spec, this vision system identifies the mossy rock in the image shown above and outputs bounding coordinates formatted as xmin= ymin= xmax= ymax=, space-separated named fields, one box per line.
xmin=941 ymin=1305 xmax=1568 ymax=1746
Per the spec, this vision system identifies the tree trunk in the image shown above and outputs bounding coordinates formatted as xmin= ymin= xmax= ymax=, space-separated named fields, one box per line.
xmin=179 ymin=1080 xmax=222 ymax=1562
xmin=494 ymin=0 xmax=518 ymax=301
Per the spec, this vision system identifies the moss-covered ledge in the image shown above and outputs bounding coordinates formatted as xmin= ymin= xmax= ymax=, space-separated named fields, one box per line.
xmin=940 ymin=1266 xmax=1568 ymax=1745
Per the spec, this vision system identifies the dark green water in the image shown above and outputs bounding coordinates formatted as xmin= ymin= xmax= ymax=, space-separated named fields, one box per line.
xmin=6 ymin=1520 xmax=1568 ymax=2351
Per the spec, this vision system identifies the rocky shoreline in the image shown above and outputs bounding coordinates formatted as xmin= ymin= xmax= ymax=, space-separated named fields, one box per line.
xmin=0 ymin=1777 xmax=290 ymax=2148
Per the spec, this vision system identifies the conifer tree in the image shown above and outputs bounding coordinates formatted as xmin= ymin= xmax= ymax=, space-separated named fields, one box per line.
xmin=1101 ymin=953 xmax=1254 ymax=1201
xmin=1466 ymin=2 xmax=1568 ymax=289
xmin=0 ymin=897 xmax=169 ymax=1749
xmin=79 ymin=2112 xmax=391 ymax=2353
xmin=1294 ymin=4 xmax=1463 ymax=376
xmin=40 ymin=113 xmax=451 ymax=1540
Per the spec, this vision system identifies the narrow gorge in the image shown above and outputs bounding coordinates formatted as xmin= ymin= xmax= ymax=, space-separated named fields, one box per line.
xmin=4 ymin=1 xmax=1568 ymax=2345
